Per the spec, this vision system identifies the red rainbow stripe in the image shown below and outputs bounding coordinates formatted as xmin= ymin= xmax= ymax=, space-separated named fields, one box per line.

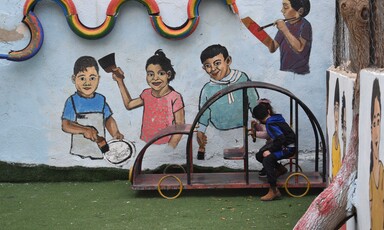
xmin=8 ymin=12 xmax=44 ymax=61
xmin=3 ymin=0 xmax=238 ymax=61
xmin=67 ymin=15 xmax=116 ymax=39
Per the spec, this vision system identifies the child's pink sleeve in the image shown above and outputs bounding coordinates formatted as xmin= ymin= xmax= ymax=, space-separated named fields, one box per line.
xmin=172 ymin=92 xmax=184 ymax=113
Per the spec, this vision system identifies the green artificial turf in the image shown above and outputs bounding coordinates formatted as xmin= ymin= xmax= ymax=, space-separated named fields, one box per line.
xmin=0 ymin=181 xmax=319 ymax=230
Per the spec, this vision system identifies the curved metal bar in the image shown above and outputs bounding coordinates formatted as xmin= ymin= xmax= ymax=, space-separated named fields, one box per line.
xmin=131 ymin=124 xmax=192 ymax=184
xmin=185 ymin=81 xmax=327 ymax=184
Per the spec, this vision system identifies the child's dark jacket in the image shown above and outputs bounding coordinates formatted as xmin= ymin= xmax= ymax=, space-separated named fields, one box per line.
xmin=265 ymin=114 xmax=296 ymax=153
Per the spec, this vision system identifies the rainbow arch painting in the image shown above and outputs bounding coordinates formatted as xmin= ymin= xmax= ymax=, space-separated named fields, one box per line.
xmin=1 ymin=0 xmax=238 ymax=61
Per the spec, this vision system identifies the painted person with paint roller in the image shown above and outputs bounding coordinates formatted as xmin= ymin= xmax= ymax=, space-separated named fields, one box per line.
xmin=61 ymin=56 xmax=124 ymax=159
xmin=242 ymin=0 xmax=312 ymax=75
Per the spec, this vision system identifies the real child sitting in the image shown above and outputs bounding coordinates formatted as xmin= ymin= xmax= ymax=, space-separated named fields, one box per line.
xmin=252 ymin=99 xmax=296 ymax=201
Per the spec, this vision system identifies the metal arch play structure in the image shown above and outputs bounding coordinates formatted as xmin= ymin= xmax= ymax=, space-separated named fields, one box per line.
xmin=0 ymin=0 xmax=238 ymax=62
xmin=129 ymin=81 xmax=328 ymax=199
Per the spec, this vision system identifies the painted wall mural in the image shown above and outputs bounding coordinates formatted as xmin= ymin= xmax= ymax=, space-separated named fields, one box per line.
xmin=368 ymin=78 xmax=384 ymax=230
xmin=241 ymin=0 xmax=312 ymax=75
xmin=356 ymin=71 xmax=384 ymax=230
xmin=106 ymin=50 xmax=185 ymax=148
xmin=61 ymin=55 xmax=135 ymax=165
xmin=0 ymin=0 xmax=238 ymax=61
xmin=326 ymin=70 xmax=354 ymax=181
xmin=196 ymin=44 xmax=259 ymax=160
xmin=0 ymin=0 xmax=333 ymax=170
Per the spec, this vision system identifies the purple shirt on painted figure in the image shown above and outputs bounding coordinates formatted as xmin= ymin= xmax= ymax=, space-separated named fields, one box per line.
xmin=275 ymin=18 xmax=312 ymax=75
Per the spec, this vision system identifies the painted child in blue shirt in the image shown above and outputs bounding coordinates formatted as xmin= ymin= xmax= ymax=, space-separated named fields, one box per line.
xmin=196 ymin=44 xmax=259 ymax=159
xmin=62 ymin=56 xmax=124 ymax=159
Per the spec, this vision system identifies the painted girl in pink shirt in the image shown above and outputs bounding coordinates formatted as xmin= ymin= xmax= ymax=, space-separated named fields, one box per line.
xmin=112 ymin=50 xmax=185 ymax=148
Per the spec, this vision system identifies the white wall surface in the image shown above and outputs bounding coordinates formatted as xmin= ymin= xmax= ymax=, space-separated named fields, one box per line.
xmin=0 ymin=0 xmax=334 ymax=169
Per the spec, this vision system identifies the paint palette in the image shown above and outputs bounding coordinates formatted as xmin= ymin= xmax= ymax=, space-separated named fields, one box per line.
xmin=104 ymin=139 xmax=135 ymax=165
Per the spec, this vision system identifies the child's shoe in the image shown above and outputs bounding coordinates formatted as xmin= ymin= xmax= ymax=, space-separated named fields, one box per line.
xmin=260 ymin=187 xmax=281 ymax=201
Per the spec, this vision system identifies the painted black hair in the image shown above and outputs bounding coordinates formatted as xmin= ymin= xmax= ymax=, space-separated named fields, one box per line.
xmin=370 ymin=78 xmax=381 ymax=172
xmin=334 ymin=78 xmax=340 ymax=106
xmin=341 ymin=91 xmax=346 ymax=129
xmin=73 ymin=56 xmax=99 ymax=76
xmin=200 ymin=44 xmax=229 ymax=64
xmin=289 ymin=0 xmax=311 ymax=17
xmin=146 ymin=49 xmax=176 ymax=81
xmin=371 ymin=78 xmax=381 ymax=122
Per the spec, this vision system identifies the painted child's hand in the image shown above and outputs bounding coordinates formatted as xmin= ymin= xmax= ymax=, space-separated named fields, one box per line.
xmin=113 ymin=132 xmax=124 ymax=140
xmin=112 ymin=67 xmax=125 ymax=80
xmin=275 ymin=20 xmax=288 ymax=32
xmin=83 ymin=126 xmax=99 ymax=142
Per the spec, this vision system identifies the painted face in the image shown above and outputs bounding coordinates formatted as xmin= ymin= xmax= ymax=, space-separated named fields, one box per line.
xmin=202 ymin=53 xmax=231 ymax=81
xmin=281 ymin=0 xmax=301 ymax=20
xmin=371 ymin=97 xmax=381 ymax=160
xmin=73 ymin=66 xmax=99 ymax=98
xmin=334 ymin=102 xmax=339 ymax=132
xmin=146 ymin=64 xmax=170 ymax=93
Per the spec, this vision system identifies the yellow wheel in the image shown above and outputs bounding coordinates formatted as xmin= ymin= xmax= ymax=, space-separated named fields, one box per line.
xmin=128 ymin=167 xmax=133 ymax=183
xmin=284 ymin=172 xmax=311 ymax=198
xmin=163 ymin=164 xmax=186 ymax=174
xmin=157 ymin=175 xmax=183 ymax=200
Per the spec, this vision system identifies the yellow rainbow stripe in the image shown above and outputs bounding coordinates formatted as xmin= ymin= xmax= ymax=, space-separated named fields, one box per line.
xmin=7 ymin=12 xmax=44 ymax=61
xmin=22 ymin=0 xmax=236 ymax=40
xmin=3 ymin=0 xmax=238 ymax=61
xmin=187 ymin=0 xmax=201 ymax=19
xmin=23 ymin=0 xmax=38 ymax=15
xmin=67 ymin=15 xmax=116 ymax=39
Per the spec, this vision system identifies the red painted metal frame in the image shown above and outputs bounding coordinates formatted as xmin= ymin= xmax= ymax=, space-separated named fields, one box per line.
xmin=130 ymin=81 xmax=328 ymax=193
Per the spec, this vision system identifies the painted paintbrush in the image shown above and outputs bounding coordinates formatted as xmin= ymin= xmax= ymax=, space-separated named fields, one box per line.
xmin=258 ymin=17 xmax=298 ymax=31
xmin=98 ymin=53 xmax=124 ymax=79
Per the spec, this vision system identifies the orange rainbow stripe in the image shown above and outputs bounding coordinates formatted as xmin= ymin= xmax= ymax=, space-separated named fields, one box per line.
xmin=67 ymin=14 xmax=116 ymax=39
xmin=2 ymin=0 xmax=239 ymax=61
xmin=7 ymin=12 xmax=44 ymax=61
xmin=23 ymin=0 xmax=38 ymax=16
xmin=187 ymin=0 xmax=201 ymax=19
